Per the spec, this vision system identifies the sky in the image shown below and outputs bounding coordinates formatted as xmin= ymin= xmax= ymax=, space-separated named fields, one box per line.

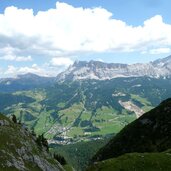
xmin=0 ymin=0 xmax=171 ymax=77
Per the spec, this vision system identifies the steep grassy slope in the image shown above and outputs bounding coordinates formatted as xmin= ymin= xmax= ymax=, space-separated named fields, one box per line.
xmin=0 ymin=113 xmax=64 ymax=171
xmin=88 ymin=150 xmax=171 ymax=171
xmin=92 ymin=98 xmax=171 ymax=162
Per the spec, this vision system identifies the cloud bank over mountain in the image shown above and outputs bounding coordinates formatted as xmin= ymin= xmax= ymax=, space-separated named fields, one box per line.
xmin=0 ymin=1 xmax=171 ymax=77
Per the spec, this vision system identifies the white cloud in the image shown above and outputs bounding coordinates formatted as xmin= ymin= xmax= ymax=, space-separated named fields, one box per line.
xmin=0 ymin=67 xmax=3 ymax=76
xmin=96 ymin=58 xmax=104 ymax=62
xmin=2 ymin=63 xmax=67 ymax=78
xmin=4 ymin=64 xmax=48 ymax=77
xmin=16 ymin=56 xmax=32 ymax=62
xmin=4 ymin=65 xmax=16 ymax=75
xmin=0 ymin=45 xmax=32 ymax=61
xmin=0 ymin=1 xmax=171 ymax=60
xmin=0 ymin=55 xmax=32 ymax=61
xmin=50 ymin=57 xmax=73 ymax=67
xmin=149 ymin=48 xmax=171 ymax=54
xmin=142 ymin=47 xmax=171 ymax=55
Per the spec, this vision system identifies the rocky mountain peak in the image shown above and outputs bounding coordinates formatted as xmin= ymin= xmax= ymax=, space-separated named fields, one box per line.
xmin=152 ymin=55 xmax=171 ymax=66
xmin=56 ymin=55 xmax=171 ymax=82
xmin=72 ymin=60 xmax=88 ymax=67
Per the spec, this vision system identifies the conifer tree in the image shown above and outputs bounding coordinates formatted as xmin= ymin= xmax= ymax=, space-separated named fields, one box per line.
xmin=12 ymin=114 xmax=17 ymax=123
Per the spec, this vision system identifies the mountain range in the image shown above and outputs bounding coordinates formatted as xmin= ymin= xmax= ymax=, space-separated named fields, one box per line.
xmin=0 ymin=55 xmax=171 ymax=145
xmin=56 ymin=55 xmax=171 ymax=82
xmin=1 ymin=55 xmax=171 ymax=84
xmin=1 ymin=55 xmax=171 ymax=170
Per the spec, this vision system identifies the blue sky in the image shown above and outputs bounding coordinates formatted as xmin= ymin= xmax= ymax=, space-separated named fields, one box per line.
xmin=0 ymin=0 xmax=171 ymax=77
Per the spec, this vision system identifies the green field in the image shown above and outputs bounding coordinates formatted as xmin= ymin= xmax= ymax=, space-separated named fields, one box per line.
xmin=2 ymin=77 xmax=171 ymax=143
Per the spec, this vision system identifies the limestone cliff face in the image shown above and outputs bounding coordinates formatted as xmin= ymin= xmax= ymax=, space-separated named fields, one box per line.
xmin=56 ymin=55 xmax=171 ymax=82
xmin=0 ymin=114 xmax=64 ymax=171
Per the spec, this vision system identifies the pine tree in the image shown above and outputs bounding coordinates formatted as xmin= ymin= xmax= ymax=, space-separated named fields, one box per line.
xmin=54 ymin=153 xmax=67 ymax=165
xmin=36 ymin=134 xmax=49 ymax=151
xmin=12 ymin=114 xmax=17 ymax=123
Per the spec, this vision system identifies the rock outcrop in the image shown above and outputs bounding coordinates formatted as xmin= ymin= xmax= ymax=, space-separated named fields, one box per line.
xmin=0 ymin=113 xmax=64 ymax=171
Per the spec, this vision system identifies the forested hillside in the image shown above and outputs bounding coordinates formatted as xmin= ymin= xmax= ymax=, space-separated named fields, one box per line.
xmin=1 ymin=76 xmax=171 ymax=144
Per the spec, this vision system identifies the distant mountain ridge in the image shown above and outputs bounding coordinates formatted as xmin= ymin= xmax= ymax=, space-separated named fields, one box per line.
xmin=56 ymin=55 xmax=171 ymax=82
xmin=0 ymin=73 xmax=55 ymax=92
xmin=1 ymin=55 xmax=171 ymax=83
